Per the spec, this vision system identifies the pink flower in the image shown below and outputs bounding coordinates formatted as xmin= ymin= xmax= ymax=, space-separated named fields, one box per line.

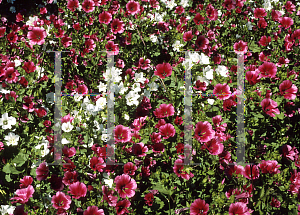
xmin=102 ymin=185 xmax=118 ymax=206
xmin=10 ymin=185 xmax=34 ymax=204
xmin=206 ymin=4 xmax=218 ymax=21
xmin=229 ymin=202 xmax=253 ymax=215
xmin=67 ymin=0 xmax=79 ymax=12
xmin=194 ymin=121 xmax=215 ymax=143
xmin=279 ymin=17 xmax=294 ymax=29
xmin=173 ymin=159 xmax=194 ymax=180
xmin=51 ymin=191 xmax=72 ymax=210
xmin=90 ymin=156 xmax=106 ymax=172
xmin=4 ymin=67 xmax=20 ymax=83
xmin=84 ymin=206 xmax=105 ymax=215
xmin=213 ymin=83 xmax=232 ymax=100
xmin=183 ymin=30 xmax=194 ymax=42
xmin=68 ymin=181 xmax=87 ymax=199
xmin=138 ymin=58 xmax=151 ymax=70
xmin=105 ymin=41 xmax=119 ymax=56
xmin=258 ymin=160 xmax=281 ymax=174
xmin=114 ymin=174 xmax=137 ymax=198
xmin=7 ymin=32 xmax=18 ymax=43
xmin=0 ymin=26 xmax=6 ymax=38
xmin=158 ymin=123 xmax=176 ymax=139
xmin=22 ymin=61 xmax=36 ymax=74
xmin=36 ymin=162 xmax=49 ymax=181
xmin=154 ymin=62 xmax=172 ymax=79
xmin=254 ymin=8 xmax=267 ymax=18
xmin=85 ymin=39 xmax=96 ymax=52
xmin=258 ymin=62 xmax=277 ymax=78
xmin=190 ymin=198 xmax=209 ymax=215
xmin=279 ymin=80 xmax=298 ymax=100
xmin=61 ymin=113 xmax=75 ymax=123
xmin=111 ymin=19 xmax=125 ymax=34
xmin=261 ymin=98 xmax=280 ymax=117
xmin=75 ymin=84 xmax=88 ymax=94
xmin=258 ymin=18 xmax=268 ymax=28
xmin=99 ymin=11 xmax=112 ymax=24
xmin=27 ymin=27 xmax=47 ymax=45
xmin=234 ymin=40 xmax=248 ymax=54
xmin=258 ymin=36 xmax=271 ymax=46
xmin=202 ymin=138 xmax=224 ymax=155
xmin=114 ymin=125 xmax=131 ymax=143
xmin=282 ymin=144 xmax=298 ymax=161
xmin=153 ymin=103 xmax=175 ymax=118
xmin=34 ymin=107 xmax=47 ymax=118
xmin=271 ymin=197 xmax=281 ymax=208
xmin=82 ymin=0 xmax=95 ymax=13
xmin=126 ymin=0 xmax=140 ymax=15
xmin=123 ymin=162 xmax=137 ymax=176
xmin=19 ymin=176 xmax=33 ymax=188
xmin=115 ymin=199 xmax=131 ymax=215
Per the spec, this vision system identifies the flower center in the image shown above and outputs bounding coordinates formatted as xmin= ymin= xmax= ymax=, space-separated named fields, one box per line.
xmin=3 ymin=120 xmax=8 ymax=125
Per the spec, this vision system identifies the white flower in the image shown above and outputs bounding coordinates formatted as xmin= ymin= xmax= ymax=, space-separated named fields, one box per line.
xmin=216 ymin=65 xmax=229 ymax=77
xmin=36 ymin=66 xmax=45 ymax=79
xmin=149 ymin=34 xmax=158 ymax=43
xmin=218 ymin=10 xmax=222 ymax=17
xmin=132 ymin=83 xmax=141 ymax=93
xmin=164 ymin=0 xmax=177 ymax=9
xmin=179 ymin=0 xmax=189 ymax=8
xmin=103 ymin=67 xmax=122 ymax=83
xmin=62 ymin=138 xmax=70 ymax=144
xmin=199 ymin=53 xmax=210 ymax=65
xmin=203 ymin=66 xmax=214 ymax=80
xmin=73 ymin=93 xmax=83 ymax=102
xmin=246 ymin=21 xmax=253 ymax=31
xmin=101 ymin=133 xmax=109 ymax=142
xmin=4 ymin=132 xmax=20 ymax=146
xmin=46 ymin=92 xmax=55 ymax=104
xmin=197 ymin=76 xmax=209 ymax=86
xmin=263 ymin=0 xmax=272 ymax=11
xmin=143 ymin=89 xmax=151 ymax=98
xmin=236 ymin=34 xmax=241 ymax=38
xmin=172 ymin=40 xmax=184 ymax=52
xmin=0 ymin=205 xmax=16 ymax=215
xmin=124 ymin=113 xmax=130 ymax=120
xmin=14 ymin=59 xmax=21 ymax=67
xmin=125 ymin=91 xmax=140 ymax=106
xmin=148 ymin=82 xmax=158 ymax=91
xmin=0 ymin=85 xmax=10 ymax=94
xmin=95 ymin=97 xmax=107 ymax=111
xmin=189 ymin=52 xmax=201 ymax=64
xmin=182 ymin=58 xmax=194 ymax=70
xmin=35 ymin=137 xmax=50 ymax=157
xmin=0 ymin=113 xmax=16 ymax=130
xmin=26 ymin=16 xmax=38 ymax=26
xmin=62 ymin=121 xmax=73 ymax=132
xmin=103 ymin=178 xmax=114 ymax=188
xmin=118 ymin=82 xmax=128 ymax=95
xmin=97 ymin=82 xmax=107 ymax=93
xmin=134 ymin=73 xmax=146 ymax=84
xmin=81 ymin=96 xmax=91 ymax=109
xmin=207 ymin=99 xmax=215 ymax=105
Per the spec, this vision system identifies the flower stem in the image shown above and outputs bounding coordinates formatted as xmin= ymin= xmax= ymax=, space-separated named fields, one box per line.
xmin=159 ymin=77 xmax=174 ymax=105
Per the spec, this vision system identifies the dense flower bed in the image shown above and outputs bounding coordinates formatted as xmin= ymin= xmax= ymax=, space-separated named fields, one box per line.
xmin=0 ymin=0 xmax=300 ymax=214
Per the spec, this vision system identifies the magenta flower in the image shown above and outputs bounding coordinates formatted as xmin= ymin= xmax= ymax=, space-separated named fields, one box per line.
xmin=10 ymin=185 xmax=34 ymax=204
xmin=203 ymin=138 xmax=224 ymax=155
xmin=183 ymin=30 xmax=194 ymax=42
xmin=67 ymin=0 xmax=79 ymax=12
xmin=190 ymin=198 xmax=209 ymax=215
xmin=138 ymin=57 xmax=151 ymax=70
xmin=111 ymin=19 xmax=125 ymax=34
xmin=243 ymin=165 xmax=260 ymax=180
xmin=254 ymin=8 xmax=267 ymax=18
xmin=114 ymin=125 xmax=131 ymax=143
xmin=132 ymin=142 xmax=148 ymax=157
xmin=84 ymin=206 xmax=105 ymax=215
xmin=213 ymin=83 xmax=232 ymax=100
xmin=153 ymin=103 xmax=175 ymax=118
xmin=114 ymin=174 xmax=137 ymax=198
xmin=99 ymin=11 xmax=112 ymax=24
xmin=75 ymin=84 xmax=88 ymax=94
xmin=279 ymin=17 xmax=294 ymax=29
xmin=115 ymin=199 xmax=131 ymax=215
xmin=194 ymin=121 xmax=215 ymax=143
xmin=144 ymin=193 xmax=154 ymax=206
xmin=102 ymin=185 xmax=118 ymax=206
xmin=68 ymin=181 xmax=87 ymax=199
xmin=27 ymin=27 xmax=47 ymax=45
xmin=126 ymin=0 xmax=140 ymax=15
xmin=158 ymin=123 xmax=176 ymax=139
xmin=234 ymin=40 xmax=248 ymax=54
xmin=258 ymin=62 xmax=277 ymax=78
xmin=82 ymin=0 xmax=95 ymax=13
xmin=19 ymin=176 xmax=33 ymax=188
xmin=271 ymin=197 xmax=281 ymax=208
xmin=36 ymin=162 xmax=49 ymax=181
xmin=279 ymin=80 xmax=298 ymax=100
xmin=261 ymin=98 xmax=280 ymax=117
xmin=123 ymin=162 xmax=137 ymax=176
xmin=229 ymin=202 xmax=253 ymax=215
xmin=22 ymin=61 xmax=36 ymax=74
xmin=173 ymin=159 xmax=194 ymax=180
xmin=154 ymin=62 xmax=172 ymax=79
xmin=195 ymin=35 xmax=209 ymax=50
xmin=62 ymin=171 xmax=78 ymax=186
xmin=51 ymin=191 xmax=72 ymax=210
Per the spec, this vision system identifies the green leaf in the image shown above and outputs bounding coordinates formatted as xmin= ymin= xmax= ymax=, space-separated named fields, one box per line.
xmin=11 ymin=152 xmax=29 ymax=167
xmin=207 ymin=170 xmax=214 ymax=175
xmin=5 ymin=174 xmax=12 ymax=182
xmin=260 ymin=186 xmax=265 ymax=199
xmin=3 ymin=163 xmax=22 ymax=174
